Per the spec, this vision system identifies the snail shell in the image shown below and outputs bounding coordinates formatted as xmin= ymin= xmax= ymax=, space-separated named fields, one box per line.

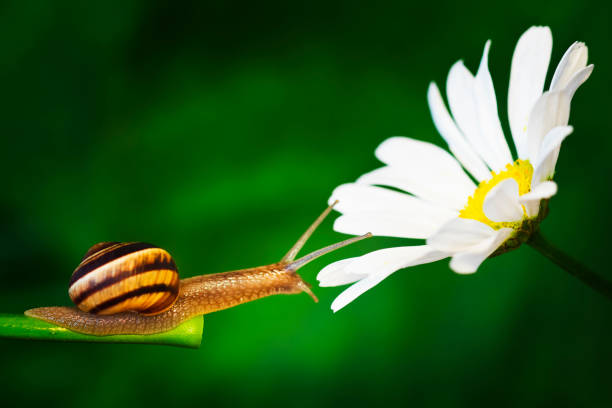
xmin=68 ymin=242 xmax=180 ymax=316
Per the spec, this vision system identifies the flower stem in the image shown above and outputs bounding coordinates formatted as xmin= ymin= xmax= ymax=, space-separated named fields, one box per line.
xmin=528 ymin=232 xmax=612 ymax=300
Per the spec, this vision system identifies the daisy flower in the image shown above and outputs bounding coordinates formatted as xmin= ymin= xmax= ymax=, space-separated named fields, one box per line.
xmin=318 ymin=26 xmax=597 ymax=312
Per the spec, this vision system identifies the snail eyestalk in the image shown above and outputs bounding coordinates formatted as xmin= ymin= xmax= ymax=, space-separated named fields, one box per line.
xmin=282 ymin=200 xmax=339 ymax=262
xmin=281 ymin=200 xmax=371 ymax=271
xmin=286 ymin=233 xmax=372 ymax=271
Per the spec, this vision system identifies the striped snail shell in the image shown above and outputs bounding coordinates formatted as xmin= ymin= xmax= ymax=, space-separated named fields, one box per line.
xmin=68 ymin=242 xmax=180 ymax=316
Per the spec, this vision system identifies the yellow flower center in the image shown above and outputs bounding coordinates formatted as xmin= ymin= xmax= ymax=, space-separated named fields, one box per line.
xmin=459 ymin=159 xmax=534 ymax=230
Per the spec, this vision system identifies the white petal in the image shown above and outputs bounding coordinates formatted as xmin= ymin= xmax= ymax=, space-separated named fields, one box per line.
xmin=449 ymin=228 xmax=514 ymax=274
xmin=508 ymin=26 xmax=553 ymax=159
xmin=317 ymin=258 xmax=365 ymax=287
xmin=427 ymin=218 xmax=496 ymax=252
xmin=330 ymin=183 xmax=456 ymax=220
xmin=519 ymin=181 xmax=558 ymax=217
xmin=483 ymin=178 xmax=524 ymax=223
xmin=563 ymin=65 xmax=594 ymax=99
xmin=446 ymin=62 xmax=482 ymax=158
xmin=357 ymin=165 xmax=470 ymax=211
xmin=474 ymin=40 xmax=513 ymax=167
xmin=550 ymin=42 xmax=589 ymax=91
xmin=374 ymin=137 xmax=476 ymax=192
xmin=526 ymin=91 xmax=571 ymax=161
xmin=427 ymin=82 xmax=491 ymax=181
xmin=361 ymin=137 xmax=475 ymax=208
xmin=333 ymin=211 xmax=449 ymax=239
xmin=526 ymin=47 xmax=592 ymax=162
xmin=522 ymin=180 xmax=558 ymax=201
xmin=446 ymin=60 xmax=503 ymax=171
xmin=532 ymin=125 xmax=573 ymax=183
xmin=325 ymin=246 xmax=448 ymax=312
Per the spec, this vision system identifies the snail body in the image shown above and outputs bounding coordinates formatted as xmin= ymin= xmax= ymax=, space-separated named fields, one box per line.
xmin=26 ymin=203 xmax=370 ymax=336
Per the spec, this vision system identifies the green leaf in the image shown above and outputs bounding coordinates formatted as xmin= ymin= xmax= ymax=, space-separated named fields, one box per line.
xmin=0 ymin=313 xmax=203 ymax=349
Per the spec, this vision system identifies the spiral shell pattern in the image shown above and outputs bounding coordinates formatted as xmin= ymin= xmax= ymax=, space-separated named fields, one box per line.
xmin=68 ymin=242 xmax=180 ymax=316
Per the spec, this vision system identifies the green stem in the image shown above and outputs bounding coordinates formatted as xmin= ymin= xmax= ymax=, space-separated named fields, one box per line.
xmin=0 ymin=313 xmax=204 ymax=348
xmin=528 ymin=232 xmax=612 ymax=300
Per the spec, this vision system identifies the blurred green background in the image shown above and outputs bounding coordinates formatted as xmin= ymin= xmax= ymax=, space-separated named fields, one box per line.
xmin=1 ymin=0 xmax=611 ymax=406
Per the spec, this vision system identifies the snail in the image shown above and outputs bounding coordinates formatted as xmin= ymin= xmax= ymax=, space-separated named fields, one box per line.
xmin=25 ymin=203 xmax=370 ymax=336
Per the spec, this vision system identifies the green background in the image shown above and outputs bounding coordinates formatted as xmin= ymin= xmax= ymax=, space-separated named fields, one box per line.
xmin=1 ymin=1 xmax=611 ymax=406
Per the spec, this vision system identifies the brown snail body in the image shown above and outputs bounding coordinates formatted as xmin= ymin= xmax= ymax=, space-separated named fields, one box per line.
xmin=25 ymin=203 xmax=370 ymax=336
